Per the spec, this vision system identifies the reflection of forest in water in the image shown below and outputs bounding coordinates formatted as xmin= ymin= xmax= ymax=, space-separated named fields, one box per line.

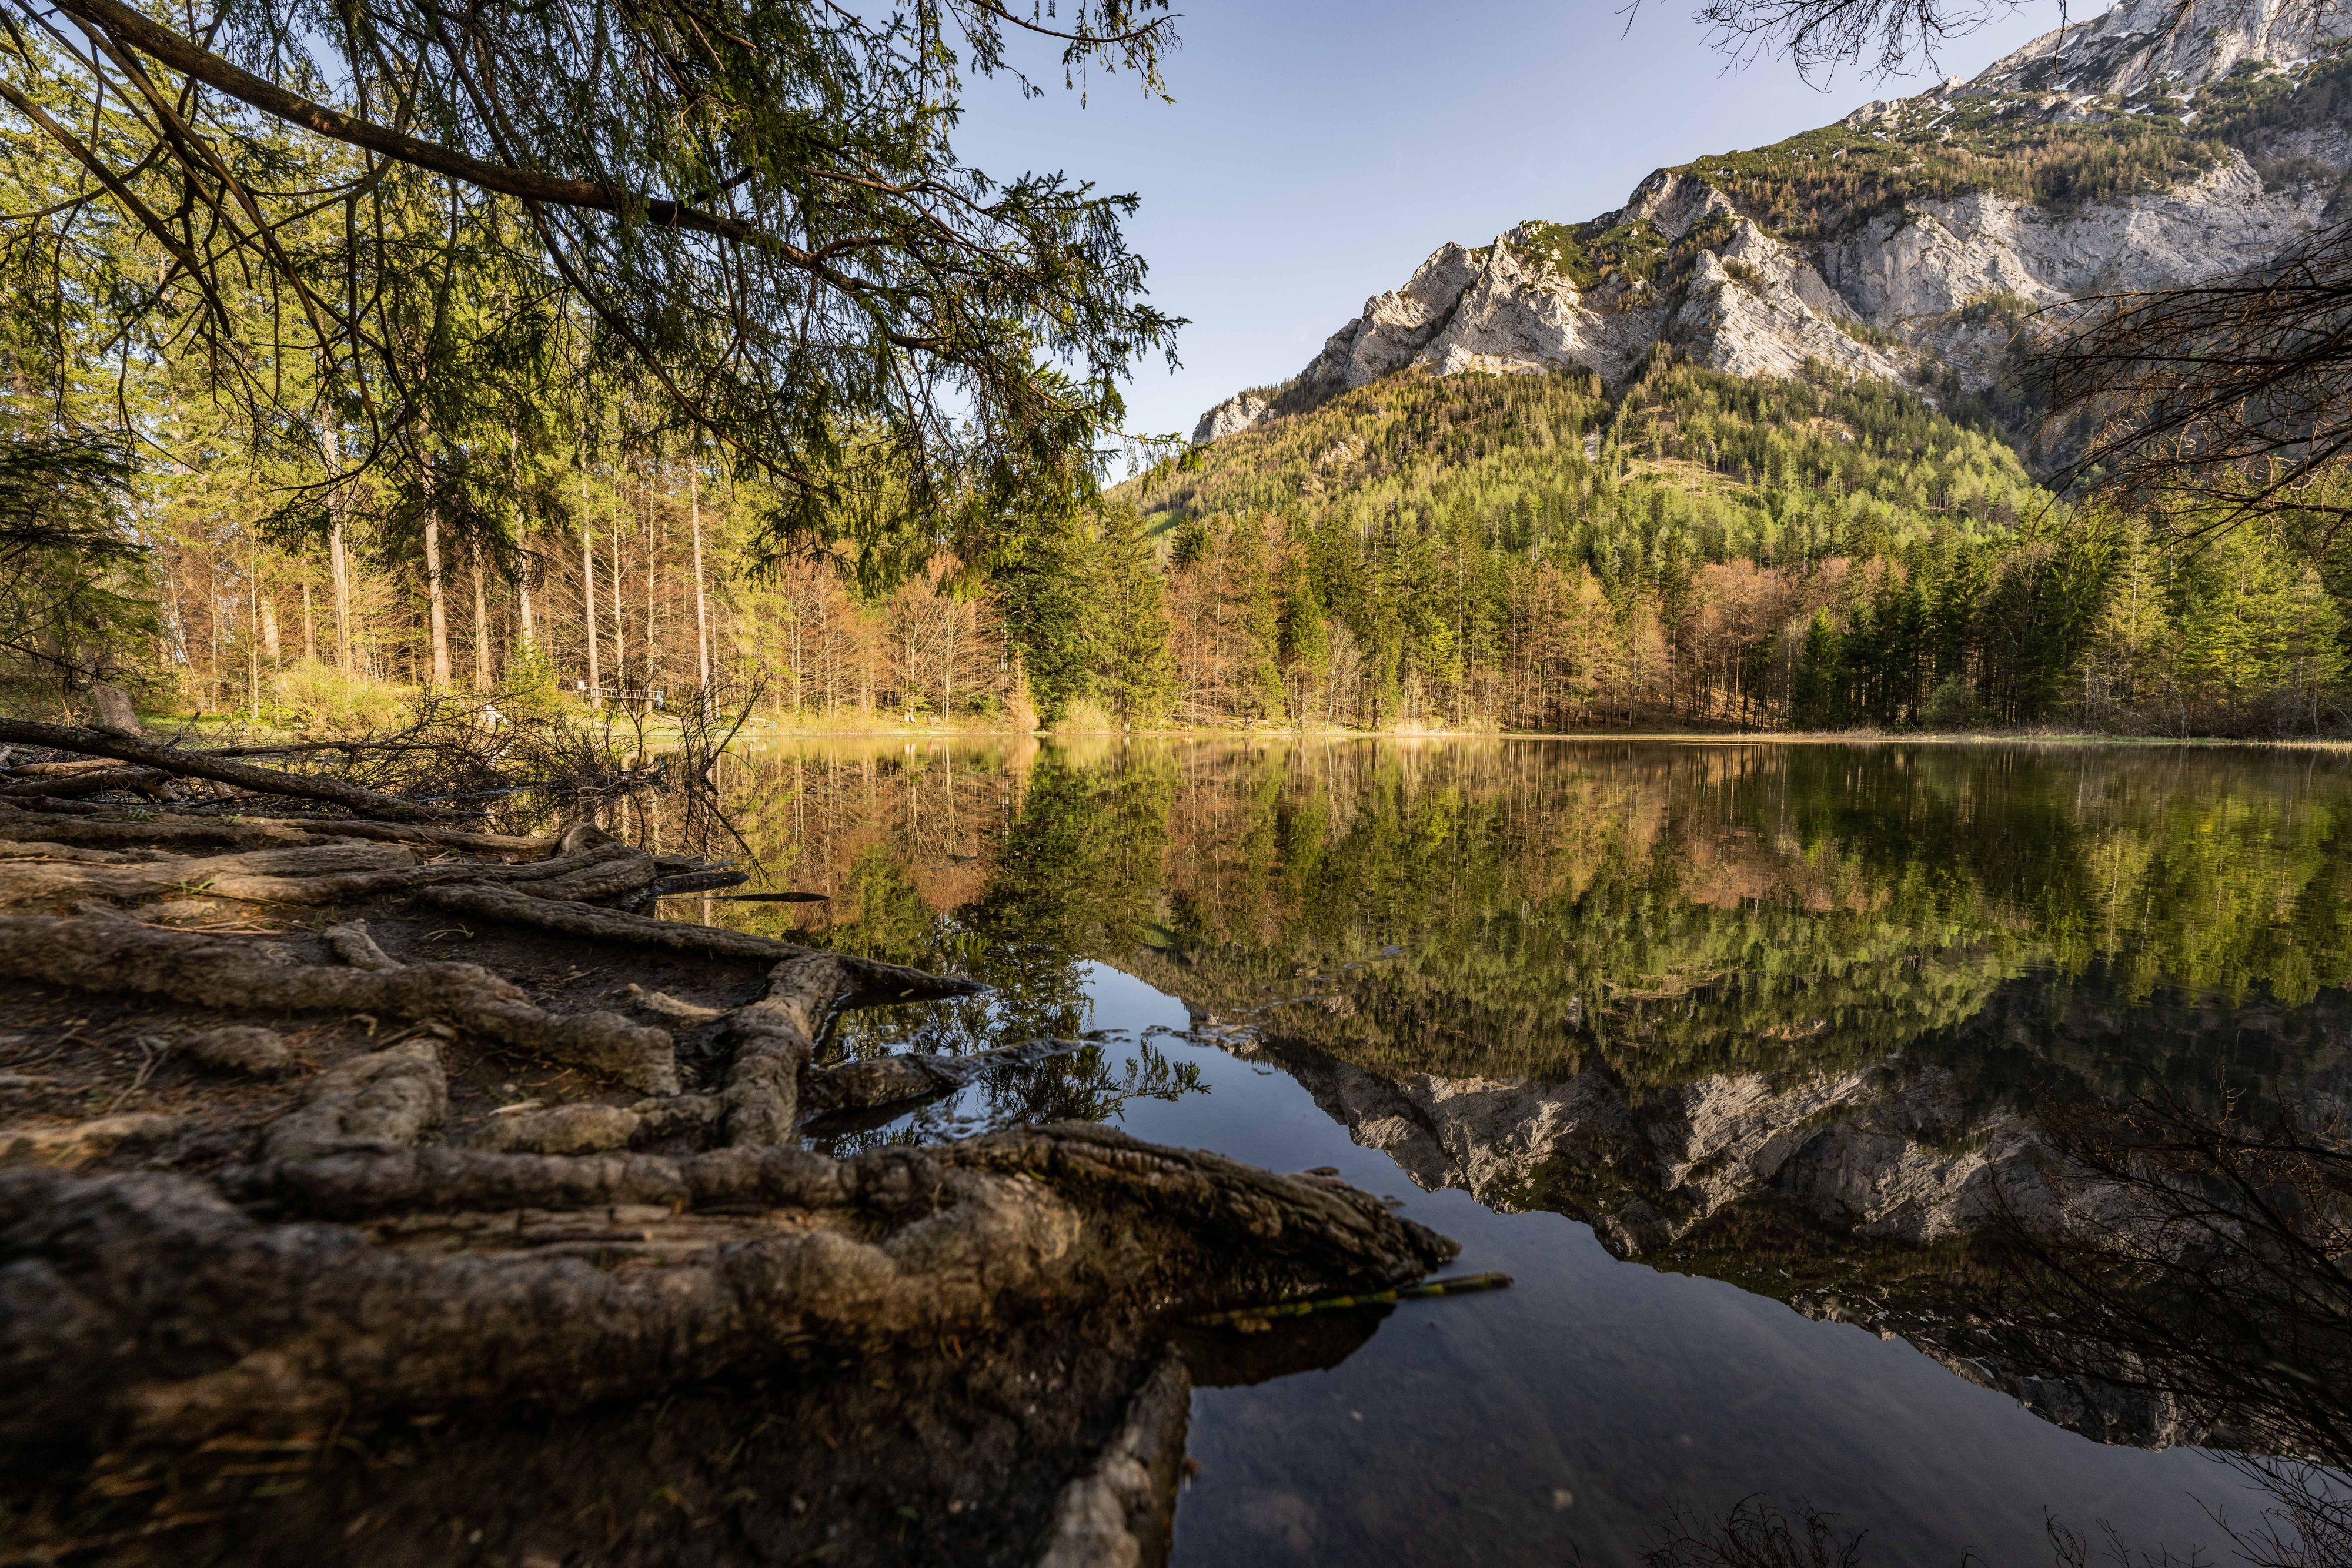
xmin=706 ymin=737 xmax=2352 ymax=1459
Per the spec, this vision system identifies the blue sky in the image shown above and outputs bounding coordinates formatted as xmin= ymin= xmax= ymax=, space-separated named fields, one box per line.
xmin=952 ymin=0 xmax=2071 ymax=445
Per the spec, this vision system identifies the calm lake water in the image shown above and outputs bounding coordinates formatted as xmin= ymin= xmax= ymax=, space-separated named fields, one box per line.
xmin=700 ymin=737 xmax=2352 ymax=1566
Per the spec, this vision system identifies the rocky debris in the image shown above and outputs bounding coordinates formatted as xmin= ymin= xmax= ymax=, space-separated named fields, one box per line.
xmin=180 ymin=1024 xmax=296 ymax=1077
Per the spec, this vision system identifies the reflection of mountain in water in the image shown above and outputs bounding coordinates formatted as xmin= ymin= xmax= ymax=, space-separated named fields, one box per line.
xmin=1138 ymin=969 xmax=2351 ymax=1453
xmin=712 ymin=737 xmax=2352 ymax=1455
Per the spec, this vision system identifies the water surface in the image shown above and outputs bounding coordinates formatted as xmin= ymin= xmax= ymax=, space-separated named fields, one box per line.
xmin=704 ymin=737 xmax=2352 ymax=1565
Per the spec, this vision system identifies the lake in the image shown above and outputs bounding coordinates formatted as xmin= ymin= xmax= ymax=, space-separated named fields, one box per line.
xmin=693 ymin=736 xmax=2352 ymax=1566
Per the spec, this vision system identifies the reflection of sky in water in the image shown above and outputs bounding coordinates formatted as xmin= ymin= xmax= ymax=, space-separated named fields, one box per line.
xmin=828 ymin=961 xmax=2255 ymax=1567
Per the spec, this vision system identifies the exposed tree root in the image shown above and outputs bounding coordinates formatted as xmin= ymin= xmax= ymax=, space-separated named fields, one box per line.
xmin=417 ymin=881 xmax=986 ymax=1005
xmin=0 ymin=719 xmax=443 ymax=820
xmin=724 ymin=955 xmax=842 ymax=1145
xmin=262 ymin=1041 xmax=449 ymax=1159
xmin=0 ymin=910 xmax=679 ymax=1094
xmin=0 ymin=842 xmax=419 ymax=905
xmin=2 ymin=1125 xmax=1453 ymax=1465
xmin=0 ymin=805 xmax=345 ymax=850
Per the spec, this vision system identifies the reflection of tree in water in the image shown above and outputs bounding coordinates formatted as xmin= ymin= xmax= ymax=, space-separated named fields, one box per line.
xmin=811 ymin=1037 xmax=1204 ymax=1156
xmin=707 ymin=737 xmax=2352 ymax=1550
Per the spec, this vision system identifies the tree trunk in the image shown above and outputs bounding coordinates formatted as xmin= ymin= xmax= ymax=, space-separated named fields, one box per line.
xmin=470 ymin=557 xmax=492 ymax=692
xmin=423 ymin=510 xmax=452 ymax=690
xmin=582 ymin=465 xmax=601 ymax=707
xmin=690 ymin=454 xmax=710 ymax=689
xmin=609 ymin=491 xmax=627 ymax=697
xmin=323 ymin=426 xmax=355 ymax=676
xmin=300 ymin=580 xmax=316 ymax=664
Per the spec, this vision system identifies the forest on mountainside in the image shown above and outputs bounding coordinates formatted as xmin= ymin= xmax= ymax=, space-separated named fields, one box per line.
xmin=1121 ymin=361 xmax=2351 ymax=735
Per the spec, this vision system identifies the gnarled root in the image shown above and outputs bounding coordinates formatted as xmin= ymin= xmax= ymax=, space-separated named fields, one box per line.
xmin=1 ymin=1125 xmax=1455 ymax=1463
xmin=0 ymin=910 xmax=678 ymax=1094
xmin=725 ymin=955 xmax=842 ymax=1145
xmin=417 ymin=881 xmax=985 ymax=1006
xmin=0 ymin=841 xmax=418 ymax=905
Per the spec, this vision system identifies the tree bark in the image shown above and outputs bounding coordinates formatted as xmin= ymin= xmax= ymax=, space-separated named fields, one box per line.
xmin=471 ymin=556 xmax=493 ymax=691
xmin=2 ymin=1124 xmax=1453 ymax=1457
xmin=423 ymin=509 xmax=452 ymax=690
xmin=582 ymin=457 xmax=600 ymax=706
xmin=690 ymin=452 xmax=710 ymax=689
xmin=0 ymin=719 xmax=445 ymax=820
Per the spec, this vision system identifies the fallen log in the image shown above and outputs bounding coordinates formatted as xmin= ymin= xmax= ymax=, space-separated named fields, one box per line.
xmin=0 ymin=910 xmax=678 ymax=1094
xmin=0 ymin=718 xmax=443 ymax=821
xmin=0 ymin=765 xmax=171 ymax=800
xmin=417 ymin=881 xmax=986 ymax=1006
xmin=0 ymin=1124 xmax=1455 ymax=1462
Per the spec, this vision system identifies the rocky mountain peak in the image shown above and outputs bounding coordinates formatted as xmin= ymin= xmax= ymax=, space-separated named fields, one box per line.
xmin=1191 ymin=0 xmax=2350 ymax=448
xmin=1970 ymin=0 xmax=2352 ymax=100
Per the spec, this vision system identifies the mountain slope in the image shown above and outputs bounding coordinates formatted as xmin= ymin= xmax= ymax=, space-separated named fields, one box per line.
xmin=1192 ymin=0 xmax=2352 ymax=445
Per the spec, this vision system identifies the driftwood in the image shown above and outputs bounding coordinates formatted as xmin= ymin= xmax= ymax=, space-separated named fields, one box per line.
xmin=0 ymin=718 xmax=443 ymax=820
xmin=418 ymin=881 xmax=985 ymax=1005
xmin=0 ymin=910 xmax=679 ymax=1094
xmin=4 ymin=1126 xmax=1453 ymax=1462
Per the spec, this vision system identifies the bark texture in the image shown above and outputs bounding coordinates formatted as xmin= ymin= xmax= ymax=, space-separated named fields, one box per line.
xmin=417 ymin=881 xmax=985 ymax=1005
xmin=0 ymin=719 xmax=442 ymax=820
xmin=3 ymin=1125 xmax=1454 ymax=1463
xmin=0 ymin=910 xmax=679 ymax=1093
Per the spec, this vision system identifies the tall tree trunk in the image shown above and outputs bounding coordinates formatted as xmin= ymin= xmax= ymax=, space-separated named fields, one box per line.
xmin=322 ymin=426 xmax=354 ymax=675
xmin=301 ymin=581 xmax=316 ymax=664
xmin=518 ymin=574 xmax=537 ymax=653
xmin=609 ymin=507 xmax=627 ymax=699
xmin=471 ymin=556 xmax=493 ymax=691
xmin=422 ymin=502 xmax=452 ymax=690
xmin=582 ymin=465 xmax=601 ymax=707
xmin=643 ymin=457 xmax=659 ymax=700
xmin=690 ymin=454 xmax=710 ymax=689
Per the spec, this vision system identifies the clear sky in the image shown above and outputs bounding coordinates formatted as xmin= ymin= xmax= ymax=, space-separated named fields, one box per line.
xmin=951 ymin=0 xmax=2073 ymax=447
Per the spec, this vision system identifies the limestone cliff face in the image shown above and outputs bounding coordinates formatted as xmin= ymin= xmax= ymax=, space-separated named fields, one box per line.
xmin=1191 ymin=0 xmax=2351 ymax=445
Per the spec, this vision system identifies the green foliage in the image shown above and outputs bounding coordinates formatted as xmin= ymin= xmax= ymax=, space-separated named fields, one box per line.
xmin=1668 ymin=93 xmax=2219 ymax=242
xmin=0 ymin=432 xmax=153 ymax=694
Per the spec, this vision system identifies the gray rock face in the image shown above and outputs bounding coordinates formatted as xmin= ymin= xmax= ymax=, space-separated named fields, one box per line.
xmin=1970 ymin=0 xmax=2352 ymax=99
xmin=1190 ymin=0 xmax=2351 ymax=442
